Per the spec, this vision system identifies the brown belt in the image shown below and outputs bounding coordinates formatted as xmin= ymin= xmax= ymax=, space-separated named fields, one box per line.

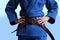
xmin=12 ymin=17 xmax=55 ymax=40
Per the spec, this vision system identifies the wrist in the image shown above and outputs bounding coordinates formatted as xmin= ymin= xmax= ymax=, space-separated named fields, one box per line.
xmin=46 ymin=16 xmax=50 ymax=20
xmin=15 ymin=19 xmax=19 ymax=23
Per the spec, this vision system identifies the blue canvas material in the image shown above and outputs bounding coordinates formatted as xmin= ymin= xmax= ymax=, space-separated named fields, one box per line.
xmin=5 ymin=0 xmax=58 ymax=39
xmin=18 ymin=35 xmax=47 ymax=40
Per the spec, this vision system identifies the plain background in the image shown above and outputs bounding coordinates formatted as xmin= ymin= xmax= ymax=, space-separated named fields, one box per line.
xmin=0 ymin=0 xmax=60 ymax=40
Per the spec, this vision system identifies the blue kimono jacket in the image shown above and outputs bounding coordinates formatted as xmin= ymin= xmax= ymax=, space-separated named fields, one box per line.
xmin=5 ymin=0 xmax=58 ymax=37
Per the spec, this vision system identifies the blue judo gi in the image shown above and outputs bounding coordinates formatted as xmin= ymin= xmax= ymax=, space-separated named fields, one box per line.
xmin=5 ymin=0 xmax=58 ymax=40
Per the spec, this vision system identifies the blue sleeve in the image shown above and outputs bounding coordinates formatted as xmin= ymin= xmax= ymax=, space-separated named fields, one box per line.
xmin=45 ymin=0 xmax=58 ymax=24
xmin=5 ymin=0 xmax=20 ymax=25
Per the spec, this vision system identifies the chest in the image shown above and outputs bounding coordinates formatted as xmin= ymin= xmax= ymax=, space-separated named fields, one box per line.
xmin=20 ymin=0 xmax=46 ymax=6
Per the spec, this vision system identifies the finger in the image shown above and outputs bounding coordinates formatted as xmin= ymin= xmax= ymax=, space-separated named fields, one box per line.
xmin=36 ymin=17 xmax=41 ymax=19
xmin=35 ymin=17 xmax=41 ymax=21
xmin=18 ymin=19 xmax=24 ymax=23
xmin=37 ymin=20 xmax=41 ymax=22
xmin=39 ymin=21 xmax=43 ymax=24
xmin=20 ymin=18 xmax=25 ymax=21
xmin=21 ymin=19 xmax=25 ymax=21
xmin=38 ymin=20 xmax=44 ymax=24
xmin=38 ymin=20 xmax=43 ymax=24
xmin=19 ymin=21 xmax=25 ymax=24
xmin=40 ymin=22 xmax=44 ymax=25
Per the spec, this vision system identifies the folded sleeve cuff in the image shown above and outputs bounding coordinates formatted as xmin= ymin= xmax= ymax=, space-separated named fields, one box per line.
xmin=9 ymin=18 xmax=18 ymax=25
xmin=48 ymin=16 xmax=55 ymax=24
xmin=10 ymin=21 xmax=17 ymax=25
